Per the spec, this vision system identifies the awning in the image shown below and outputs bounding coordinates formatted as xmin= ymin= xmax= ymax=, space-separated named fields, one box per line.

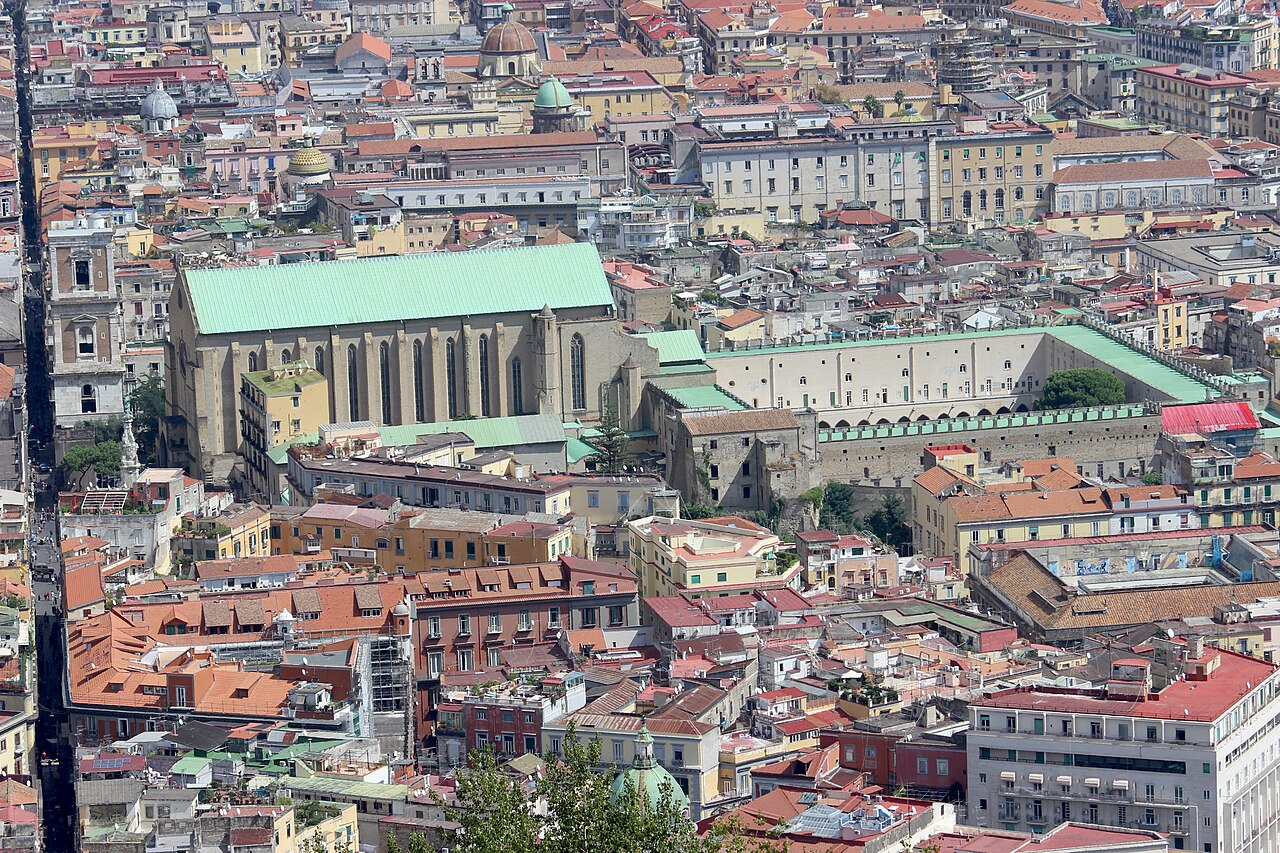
xmin=1056 ymin=776 xmax=1073 ymax=785
xmin=1113 ymin=779 xmax=1130 ymax=790
xmin=1000 ymin=771 xmax=1017 ymax=781
xmin=1084 ymin=778 xmax=1101 ymax=787
xmin=1028 ymin=773 xmax=1044 ymax=784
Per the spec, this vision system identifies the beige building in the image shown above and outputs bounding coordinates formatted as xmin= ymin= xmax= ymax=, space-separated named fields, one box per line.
xmin=627 ymin=515 xmax=799 ymax=598
xmin=930 ymin=117 xmax=1055 ymax=226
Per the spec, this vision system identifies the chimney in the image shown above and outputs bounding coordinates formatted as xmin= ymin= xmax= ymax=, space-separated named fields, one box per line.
xmin=1187 ymin=635 xmax=1205 ymax=659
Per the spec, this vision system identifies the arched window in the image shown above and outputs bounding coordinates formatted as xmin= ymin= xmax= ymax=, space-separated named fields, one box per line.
xmin=478 ymin=334 xmax=492 ymax=417
xmin=962 ymin=191 xmax=973 ymax=216
xmin=248 ymin=351 xmax=258 ymax=372
xmin=507 ymin=61 xmax=516 ymax=75
xmin=347 ymin=344 xmax=360 ymax=421
xmin=314 ymin=346 xmax=325 ymax=375
xmin=960 ymin=364 xmax=967 ymax=373
xmin=978 ymin=189 xmax=988 ymax=211
xmin=994 ymin=189 xmax=1004 ymax=210
xmin=379 ymin=341 xmax=392 ymax=423
xmin=569 ymin=334 xmax=586 ymax=410
xmin=445 ymin=338 xmax=458 ymax=419
xmin=412 ymin=341 xmax=425 ymax=422
xmin=511 ymin=357 xmax=523 ymax=415
xmin=81 ymin=384 xmax=96 ymax=414
xmin=280 ymin=348 xmax=291 ymax=364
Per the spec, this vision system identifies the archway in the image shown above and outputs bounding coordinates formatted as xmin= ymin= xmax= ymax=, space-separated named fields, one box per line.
xmin=858 ymin=419 xmax=871 ymax=426
xmin=897 ymin=416 xmax=911 ymax=423
xmin=977 ymin=408 xmax=992 ymax=416
xmin=954 ymin=411 xmax=970 ymax=419
xmin=938 ymin=413 xmax=950 ymax=420
xmin=835 ymin=420 xmax=850 ymax=428
xmin=819 ymin=420 xmax=831 ymax=430
xmin=916 ymin=414 xmax=930 ymax=421
xmin=876 ymin=418 xmax=890 ymax=425
xmin=1015 ymin=404 xmax=1029 ymax=413
xmin=996 ymin=406 xmax=1010 ymax=415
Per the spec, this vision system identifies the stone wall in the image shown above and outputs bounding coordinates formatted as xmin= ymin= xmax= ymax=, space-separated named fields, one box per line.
xmin=811 ymin=409 xmax=1163 ymax=485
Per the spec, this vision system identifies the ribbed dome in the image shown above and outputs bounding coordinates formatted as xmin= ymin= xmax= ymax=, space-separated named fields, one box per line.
xmin=609 ymin=723 xmax=689 ymax=813
xmin=534 ymin=77 xmax=573 ymax=109
xmin=287 ymin=144 xmax=331 ymax=177
xmin=140 ymin=81 xmax=179 ymax=121
xmin=481 ymin=20 xmax=536 ymax=55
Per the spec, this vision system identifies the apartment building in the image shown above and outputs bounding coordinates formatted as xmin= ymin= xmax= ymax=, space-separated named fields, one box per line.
xmin=412 ymin=557 xmax=640 ymax=737
xmin=929 ymin=118 xmax=1054 ymax=226
xmin=913 ymin=454 xmax=1200 ymax=570
xmin=679 ymin=103 xmax=950 ymax=225
xmin=1136 ymin=64 xmax=1257 ymax=136
xmin=238 ymin=362 xmax=328 ymax=502
xmin=793 ymin=530 xmax=899 ymax=592
xmin=968 ymin=641 xmax=1280 ymax=853
xmin=1136 ymin=17 xmax=1277 ymax=74
xmin=269 ymin=503 xmax=574 ymax=570
xmin=627 ymin=515 xmax=799 ymax=598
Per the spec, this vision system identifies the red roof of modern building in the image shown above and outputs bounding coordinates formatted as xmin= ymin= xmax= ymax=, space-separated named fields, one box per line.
xmin=1161 ymin=401 xmax=1259 ymax=435
xmin=973 ymin=648 xmax=1276 ymax=722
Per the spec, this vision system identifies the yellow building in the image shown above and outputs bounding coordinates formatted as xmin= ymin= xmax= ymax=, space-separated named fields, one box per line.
xmin=207 ymin=21 xmax=267 ymax=75
xmin=1136 ymin=64 xmax=1253 ymax=136
xmin=627 ymin=515 xmax=798 ymax=598
xmin=238 ymin=362 xmax=329 ymax=503
xmin=560 ymin=70 xmax=679 ymax=119
xmin=705 ymin=308 xmax=766 ymax=350
xmin=291 ymin=801 xmax=358 ymax=853
xmin=931 ymin=119 xmax=1055 ymax=226
xmin=84 ymin=22 xmax=147 ymax=45
xmin=174 ymin=503 xmax=272 ymax=562
xmin=1042 ymin=207 xmax=1233 ymax=240
xmin=1155 ymin=293 xmax=1189 ymax=351
xmin=32 ymin=123 xmax=115 ymax=195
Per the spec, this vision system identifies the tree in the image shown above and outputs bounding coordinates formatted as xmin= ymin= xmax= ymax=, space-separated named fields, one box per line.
xmin=893 ymin=89 xmax=906 ymax=111
xmin=386 ymin=836 xmax=403 ymax=853
xmin=1141 ymin=471 xmax=1163 ymax=486
xmin=589 ymin=404 xmax=630 ymax=475
xmin=813 ymin=83 xmax=846 ymax=105
xmin=405 ymin=833 xmax=430 ymax=853
xmin=865 ymin=493 xmax=909 ymax=552
xmin=128 ymin=374 xmax=165 ymax=467
xmin=442 ymin=724 xmax=713 ymax=853
xmin=862 ymin=95 xmax=884 ymax=118
xmin=1038 ymin=368 xmax=1126 ymax=410
xmin=682 ymin=502 xmax=720 ymax=519
xmin=60 ymin=441 xmax=121 ymax=486
xmin=445 ymin=748 xmax=541 ymax=853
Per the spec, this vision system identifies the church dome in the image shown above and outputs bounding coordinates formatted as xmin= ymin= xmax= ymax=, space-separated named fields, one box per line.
xmin=140 ymin=81 xmax=179 ymax=121
xmin=482 ymin=20 xmax=536 ymax=55
xmin=535 ymin=77 xmax=573 ymax=109
xmin=287 ymin=143 xmax=331 ymax=177
xmin=609 ymin=723 xmax=689 ymax=813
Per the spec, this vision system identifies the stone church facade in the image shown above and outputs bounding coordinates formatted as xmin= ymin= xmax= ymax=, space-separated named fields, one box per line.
xmin=163 ymin=243 xmax=660 ymax=482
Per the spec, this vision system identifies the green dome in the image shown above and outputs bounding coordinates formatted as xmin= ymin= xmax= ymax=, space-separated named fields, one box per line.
xmin=609 ymin=723 xmax=690 ymax=813
xmin=535 ymin=77 xmax=574 ymax=110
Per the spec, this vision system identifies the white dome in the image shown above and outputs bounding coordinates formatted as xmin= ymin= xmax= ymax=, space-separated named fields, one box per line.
xmin=141 ymin=81 xmax=179 ymax=121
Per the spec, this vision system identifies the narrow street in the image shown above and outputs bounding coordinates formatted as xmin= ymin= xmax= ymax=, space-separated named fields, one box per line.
xmin=7 ymin=0 xmax=72 ymax=844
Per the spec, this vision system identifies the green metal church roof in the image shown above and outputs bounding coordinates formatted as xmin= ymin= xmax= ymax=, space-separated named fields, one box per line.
xmin=185 ymin=243 xmax=614 ymax=335
xmin=640 ymin=330 xmax=705 ymax=365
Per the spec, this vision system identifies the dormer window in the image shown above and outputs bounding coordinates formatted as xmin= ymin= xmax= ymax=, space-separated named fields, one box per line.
xmin=361 ymin=608 xmax=383 ymax=618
